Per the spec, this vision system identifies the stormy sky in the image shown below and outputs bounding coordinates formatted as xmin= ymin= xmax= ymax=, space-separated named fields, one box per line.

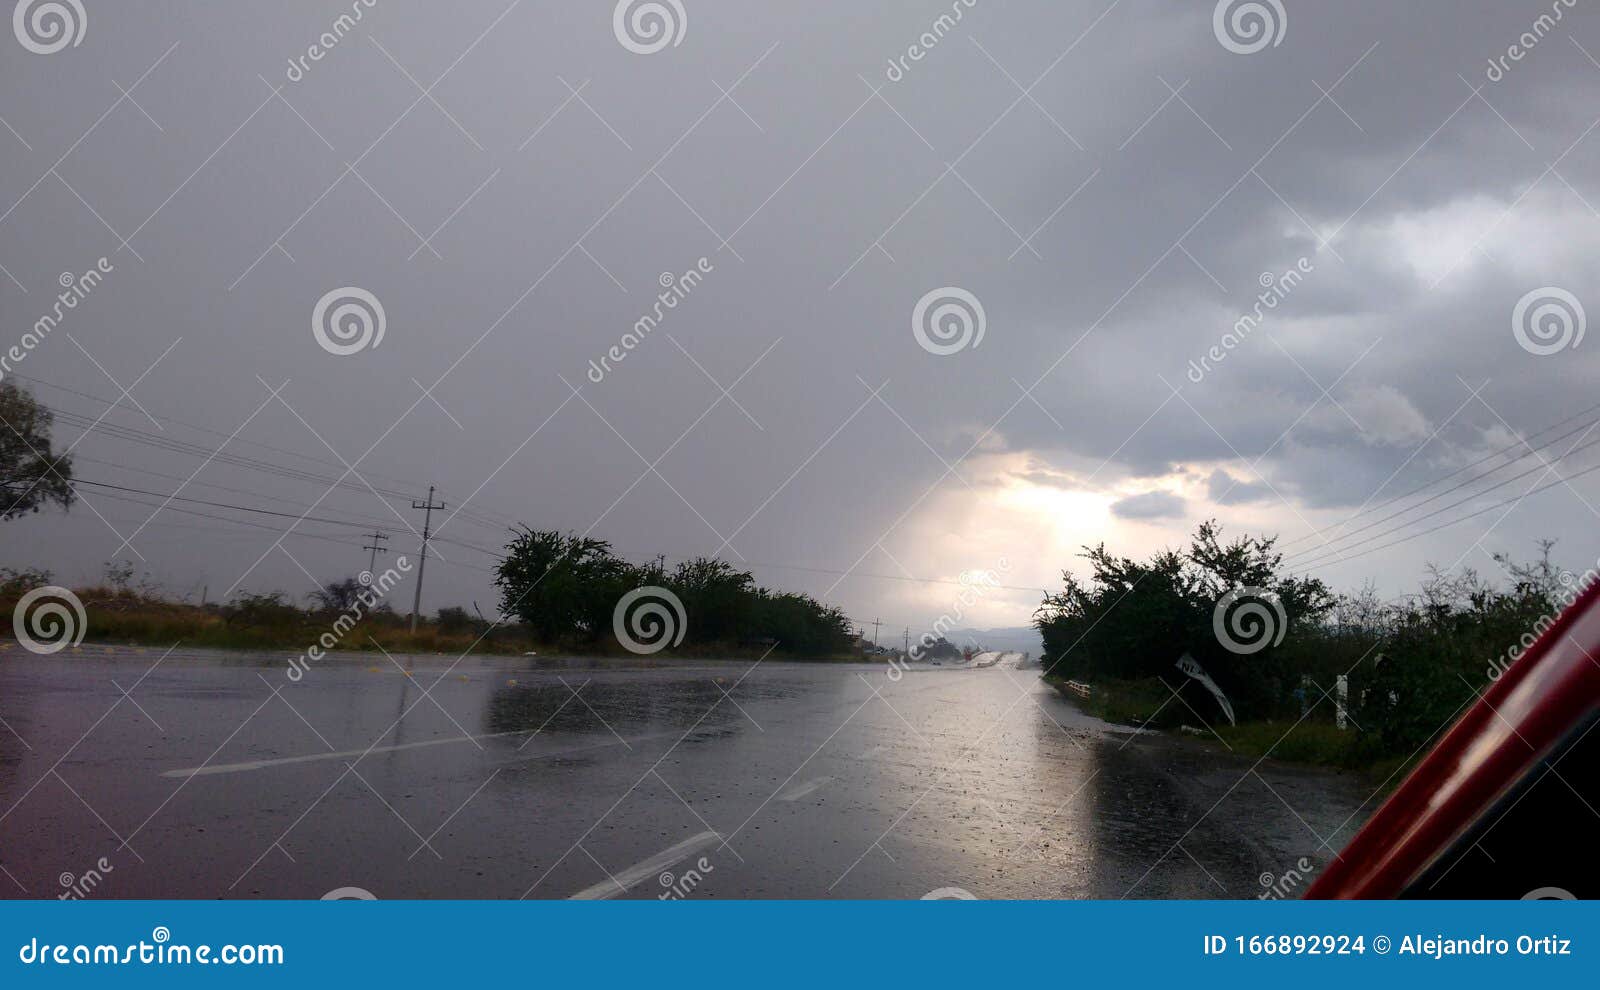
xmin=4 ymin=0 xmax=1600 ymax=640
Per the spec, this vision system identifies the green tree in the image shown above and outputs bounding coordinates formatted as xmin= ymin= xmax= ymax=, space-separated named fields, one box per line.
xmin=494 ymin=528 xmax=632 ymax=641
xmin=1034 ymin=521 xmax=1335 ymax=716
xmin=746 ymin=589 xmax=852 ymax=654
xmin=669 ymin=557 xmax=755 ymax=642
xmin=0 ymin=381 xmax=74 ymax=520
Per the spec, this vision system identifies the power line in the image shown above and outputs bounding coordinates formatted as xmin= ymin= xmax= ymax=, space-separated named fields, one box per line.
xmin=66 ymin=452 xmax=421 ymax=530
xmin=46 ymin=404 xmax=515 ymax=538
xmin=33 ymin=370 xmax=1600 ymax=600
xmin=48 ymin=408 xmax=421 ymax=499
xmin=1290 ymin=457 xmax=1600 ymax=574
xmin=22 ymin=376 xmax=523 ymax=534
xmin=20 ymin=374 xmax=432 ymax=497
xmin=79 ymin=491 xmax=502 ymax=576
xmin=1280 ymin=404 xmax=1600 ymax=550
xmin=1278 ymin=401 xmax=1600 ymax=550
xmin=1282 ymin=427 xmax=1600 ymax=570
xmin=70 ymin=478 xmax=406 ymax=530
xmin=69 ymin=481 xmax=1041 ymax=593
xmin=69 ymin=474 xmax=1041 ymax=596
xmin=24 ymin=383 xmax=1048 ymax=597
xmin=81 ymin=490 xmax=379 ymax=552
xmin=62 ymin=480 xmax=507 ymax=574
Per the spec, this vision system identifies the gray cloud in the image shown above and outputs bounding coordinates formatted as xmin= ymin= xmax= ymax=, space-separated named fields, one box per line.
xmin=1111 ymin=491 xmax=1187 ymax=520
xmin=4 ymin=1 xmax=1600 ymax=633
xmin=1206 ymin=469 xmax=1272 ymax=506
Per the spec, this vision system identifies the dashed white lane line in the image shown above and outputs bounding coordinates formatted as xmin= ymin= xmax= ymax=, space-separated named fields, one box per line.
xmin=778 ymin=775 xmax=835 ymax=802
xmin=161 ymin=729 xmax=685 ymax=778
xmin=568 ymin=830 xmax=722 ymax=901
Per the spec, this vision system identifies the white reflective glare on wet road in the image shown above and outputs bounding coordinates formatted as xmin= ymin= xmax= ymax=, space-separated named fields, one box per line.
xmin=0 ymin=648 xmax=1368 ymax=899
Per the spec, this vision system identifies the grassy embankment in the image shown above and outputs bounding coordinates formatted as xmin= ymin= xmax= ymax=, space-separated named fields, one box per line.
xmin=2 ymin=587 xmax=511 ymax=655
xmin=1045 ymin=673 xmax=1418 ymax=782
xmin=0 ymin=586 xmax=863 ymax=661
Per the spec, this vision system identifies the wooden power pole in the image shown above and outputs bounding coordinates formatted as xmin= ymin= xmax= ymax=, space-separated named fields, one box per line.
xmin=409 ymin=487 xmax=445 ymax=633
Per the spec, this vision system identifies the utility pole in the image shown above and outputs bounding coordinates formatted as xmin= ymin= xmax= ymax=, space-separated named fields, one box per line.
xmin=409 ymin=487 xmax=445 ymax=633
xmin=362 ymin=530 xmax=389 ymax=576
xmin=871 ymin=617 xmax=882 ymax=647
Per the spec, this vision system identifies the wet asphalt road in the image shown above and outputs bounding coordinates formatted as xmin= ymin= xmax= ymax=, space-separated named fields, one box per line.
xmin=0 ymin=647 xmax=1373 ymax=899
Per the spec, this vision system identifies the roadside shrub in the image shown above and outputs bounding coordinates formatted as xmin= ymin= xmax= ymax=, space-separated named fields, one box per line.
xmin=495 ymin=529 xmax=853 ymax=655
xmin=1038 ymin=526 xmax=1580 ymax=762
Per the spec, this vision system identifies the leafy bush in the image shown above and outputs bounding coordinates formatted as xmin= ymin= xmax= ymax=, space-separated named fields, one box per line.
xmin=1349 ymin=552 xmax=1571 ymax=755
xmin=494 ymin=529 xmax=852 ymax=655
xmin=220 ymin=591 xmax=303 ymax=631
xmin=1038 ymin=524 xmax=1583 ymax=763
xmin=1035 ymin=521 xmax=1334 ymax=716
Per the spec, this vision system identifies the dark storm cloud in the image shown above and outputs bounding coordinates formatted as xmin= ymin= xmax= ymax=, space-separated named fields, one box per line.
xmin=4 ymin=0 xmax=1600 ymax=629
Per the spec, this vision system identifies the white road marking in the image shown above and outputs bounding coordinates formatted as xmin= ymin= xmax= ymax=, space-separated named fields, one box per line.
xmin=161 ymin=729 xmax=683 ymax=778
xmin=568 ymin=830 xmax=721 ymax=901
xmin=778 ymin=775 xmax=835 ymax=802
